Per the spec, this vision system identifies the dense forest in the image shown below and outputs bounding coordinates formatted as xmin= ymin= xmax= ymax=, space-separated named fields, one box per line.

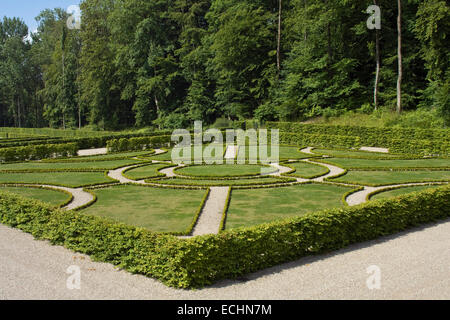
xmin=0 ymin=0 xmax=448 ymax=130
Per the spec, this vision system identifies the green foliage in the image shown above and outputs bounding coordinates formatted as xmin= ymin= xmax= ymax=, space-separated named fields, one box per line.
xmin=106 ymin=135 xmax=173 ymax=152
xmin=1 ymin=183 xmax=448 ymax=288
xmin=0 ymin=143 xmax=78 ymax=162
xmin=267 ymin=122 xmax=450 ymax=155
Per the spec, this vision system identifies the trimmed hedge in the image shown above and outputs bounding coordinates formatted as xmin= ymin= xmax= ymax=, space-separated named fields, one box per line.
xmin=267 ymin=122 xmax=450 ymax=156
xmin=107 ymin=135 xmax=173 ymax=152
xmin=0 ymin=184 xmax=448 ymax=288
xmin=0 ymin=143 xmax=78 ymax=162
xmin=266 ymin=122 xmax=450 ymax=141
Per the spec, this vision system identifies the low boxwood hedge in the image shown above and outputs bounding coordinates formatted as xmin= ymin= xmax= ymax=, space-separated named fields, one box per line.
xmin=0 ymin=184 xmax=448 ymax=288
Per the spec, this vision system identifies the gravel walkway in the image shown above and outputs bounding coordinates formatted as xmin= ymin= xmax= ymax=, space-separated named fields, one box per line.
xmin=107 ymin=166 xmax=146 ymax=184
xmin=190 ymin=187 xmax=230 ymax=237
xmin=77 ymin=148 xmax=108 ymax=157
xmin=302 ymin=159 xmax=347 ymax=182
xmin=1 ymin=219 xmax=448 ymax=299
xmin=346 ymin=182 xmax=447 ymax=206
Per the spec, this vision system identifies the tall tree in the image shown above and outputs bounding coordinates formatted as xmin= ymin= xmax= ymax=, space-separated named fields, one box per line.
xmin=397 ymin=0 xmax=403 ymax=113
xmin=277 ymin=0 xmax=282 ymax=74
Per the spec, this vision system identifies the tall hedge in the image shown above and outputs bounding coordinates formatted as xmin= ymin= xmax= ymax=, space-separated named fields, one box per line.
xmin=0 ymin=185 xmax=448 ymax=288
xmin=267 ymin=122 xmax=449 ymax=155
xmin=0 ymin=143 xmax=78 ymax=162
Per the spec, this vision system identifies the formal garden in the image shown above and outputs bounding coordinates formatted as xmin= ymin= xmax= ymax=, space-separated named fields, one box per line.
xmin=0 ymin=123 xmax=449 ymax=288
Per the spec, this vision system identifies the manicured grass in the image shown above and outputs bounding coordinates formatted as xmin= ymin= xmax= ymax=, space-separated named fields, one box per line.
xmin=176 ymin=164 xmax=276 ymax=177
xmin=82 ymin=185 xmax=207 ymax=233
xmin=331 ymin=170 xmax=450 ymax=186
xmin=0 ymin=159 xmax=145 ymax=171
xmin=0 ymin=186 xmax=71 ymax=206
xmin=147 ymin=145 xmax=226 ymax=162
xmin=148 ymin=177 xmax=294 ymax=186
xmin=0 ymin=172 xmax=114 ymax=187
xmin=312 ymin=148 xmax=403 ymax=159
xmin=370 ymin=185 xmax=444 ymax=201
xmin=321 ymin=158 xmax=450 ymax=169
xmin=236 ymin=145 xmax=313 ymax=162
xmin=124 ymin=163 xmax=170 ymax=180
xmin=226 ymin=184 xmax=353 ymax=229
xmin=286 ymin=161 xmax=329 ymax=179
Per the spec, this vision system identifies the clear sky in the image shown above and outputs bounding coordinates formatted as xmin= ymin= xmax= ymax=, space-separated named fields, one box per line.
xmin=1 ymin=0 xmax=81 ymax=32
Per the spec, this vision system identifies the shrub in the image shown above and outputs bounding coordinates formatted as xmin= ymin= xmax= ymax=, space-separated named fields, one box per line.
xmin=0 ymin=143 xmax=79 ymax=162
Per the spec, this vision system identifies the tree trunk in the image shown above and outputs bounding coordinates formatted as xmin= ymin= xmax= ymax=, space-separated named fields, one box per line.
xmin=374 ymin=0 xmax=381 ymax=110
xmin=397 ymin=0 xmax=402 ymax=113
xmin=277 ymin=0 xmax=282 ymax=74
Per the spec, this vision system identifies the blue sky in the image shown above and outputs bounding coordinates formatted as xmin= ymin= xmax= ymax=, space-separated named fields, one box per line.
xmin=1 ymin=0 xmax=81 ymax=32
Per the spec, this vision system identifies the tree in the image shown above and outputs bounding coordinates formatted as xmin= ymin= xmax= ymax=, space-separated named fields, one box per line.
xmin=397 ymin=0 xmax=402 ymax=113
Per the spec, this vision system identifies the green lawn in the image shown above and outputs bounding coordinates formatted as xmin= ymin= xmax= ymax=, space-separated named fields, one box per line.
xmin=147 ymin=145 xmax=226 ymax=162
xmin=148 ymin=177 xmax=294 ymax=186
xmin=370 ymin=185 xmax=444 ymax=201
xmin=322 ymin=158 xmax=450 ymax=169
xmin=236 ymin=145 xmax=313 ymax=163
xmin=331 ymin=170 xmax=450 ymax=186
xmin=312 ymin=148 xmax=403 ymax=159
xmin=226 ymin=184 xmax=353 ymax=229
xmin=0 ymin=159 xmax=146 ymax=171
xmin=286 ymin=161 xmax=329 ymax=179
xmin=0 ymin=186 xmax=71 ymax=206
xmin=124 ymin=163 xmax=171 ymax=180
xmin=0 ymin=171 xmax=114 ymax=187
xmin=176 ymin=164 xmax=277 ymax=177
xmin=82 ymin=185 xmax=207 ymax=233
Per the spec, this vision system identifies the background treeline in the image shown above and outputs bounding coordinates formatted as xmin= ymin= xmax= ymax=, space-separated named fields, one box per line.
xmin=0 ymin=0 xmax=448 ymax=130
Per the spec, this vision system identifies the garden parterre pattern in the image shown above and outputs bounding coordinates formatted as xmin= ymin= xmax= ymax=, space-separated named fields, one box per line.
xmin=0 ymin=146 xmax=448 ymax=236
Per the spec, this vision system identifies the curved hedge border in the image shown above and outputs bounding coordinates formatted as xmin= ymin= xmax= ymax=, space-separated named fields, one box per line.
xmin=71 ymin=189 xmax=98 ymax=212
xmin=122 ymin=163 xmax=175 ymax=181
xmin=280 ymin=161 xmax=330 ymax=179
xmin=173 ymin=164 xmax=277 ymax=179
xmin=0 ymin=184 xmax=74 ymax=209
xmin=342 ymin=186 xmax=365 ymax=205
xmin=325 ymin=176 xmax=450 ymax=187
xmin=0 ymin=184 xmax=448 ymax=288
xmin=365 ymin=183 xmax=448 ymax=201
xmin=146 ymin=176 xmax=297 ymax=188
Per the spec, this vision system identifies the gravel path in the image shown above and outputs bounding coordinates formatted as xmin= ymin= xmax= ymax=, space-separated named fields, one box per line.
xmin=346 ymin=182 xmax=448 ymax=206
xmin=300 ymin=147 xmax=314 ymax=155
xmin=190 ymin=187 xmax=230 ymax=236
xmin=159 ymin=165 xmax=182 ymax=178
xmin=1 ymin=219 xmax=448 ymax=300
xmin=77 ymin=148 xmax=108 ymax=157
xmin=360 ymin=146 xmax=389 ymax=153
xmin=107 ymin=166 xmax=146 ymax=184
xmin=302 ymin=159 xmax=346 ymax=182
